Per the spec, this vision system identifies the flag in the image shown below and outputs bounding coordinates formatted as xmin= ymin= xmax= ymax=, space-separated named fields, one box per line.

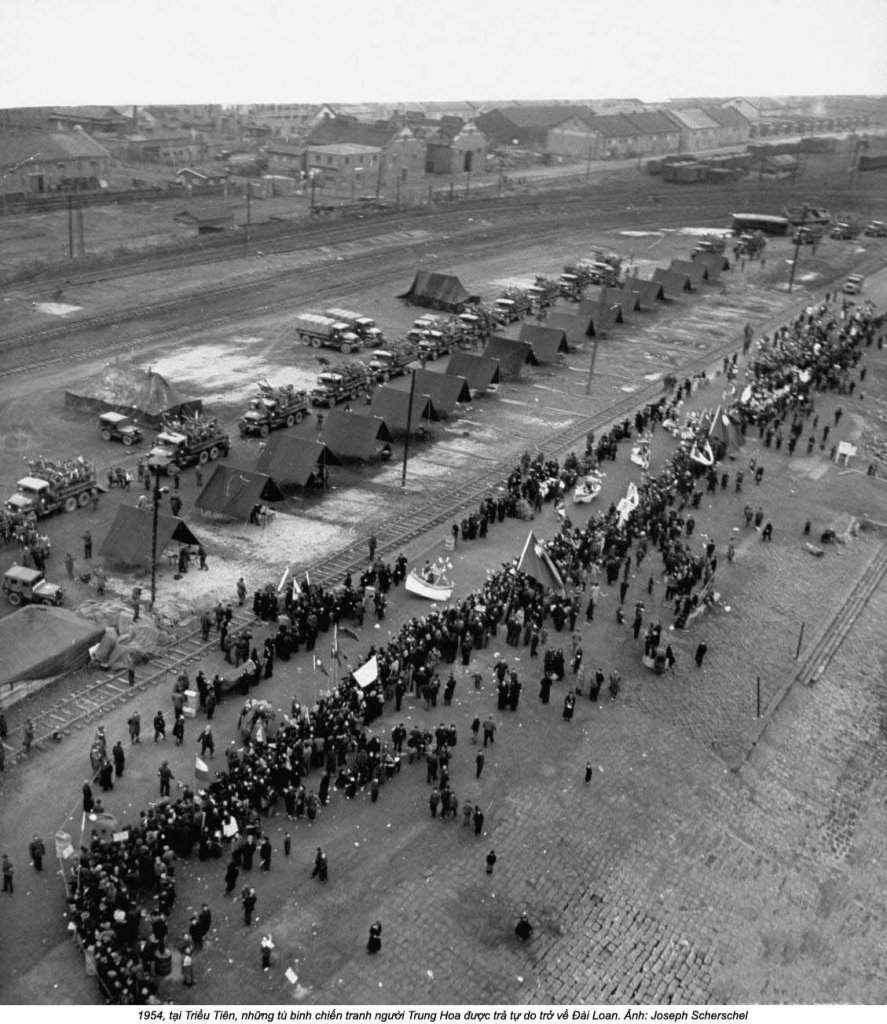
xmin=195 ymin=754 xmax=210 ymax=784
xmin=516 ymin=530 xmax=565 ymax=595
xmin=313 ymin=655 xmax=329 ymax=677
xmin=331 ymin=625 xmax=341 ymax=665
xmin=690 ymin=440 xmax=714 ymax=466
xmin=353 ymin=655 xmax=379 ymax=689
xmin=339 ymin=626 xmax=360 ymax=642
xmin=616 ymin=482 xmax=640 ymax=527
xmin=277 ymin=566 xmax=290 ymax=593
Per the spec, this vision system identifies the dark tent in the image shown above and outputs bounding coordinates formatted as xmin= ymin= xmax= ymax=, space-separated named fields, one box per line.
xmin=196 ymin=465 xmax=285 ymax=519
xmin=692 ymin=251 xmax=728 ymax=278
xmin=100 ymin=505 xmax=202 ymax=565
xmin=390 ymin=368 xmax=471 ymax=415
xmin=577 ymin=298 xmax=624 ymax=331
xmin=652 ymin=268 xmax=692 ymax=297
xmin=369 ymin=386 xmax=438 ymax=436
xmin=615 ymin=284 xmax=642 ymax=314
xmin=482 ymin=336 xmax=535 ymax=379
xmin=518 ymin=323 xmax=569 ymax=361
xmin=545 ymin=311 xmax=594 ymax=346
xmin=625 ymin=277 xmax=666 ymax=307
xmin=317 ymin=409 xmax=394 ymax=462
xmin=0 ymin=606 xmax=105 ymax=686
xmin=446 ymin=351 xmax=501 ymax=393
xmin=255 ymin=436 xmax=341 ymax=488
xmin=670 ymin=259 xmax=706 ymax=288
xmin=398 ymin=270 xmax=478 ymax=312
xmin=65 ymin=360 xmax=202 ymax=428
xmin=598 ymin=286 xmax=625 ymax=309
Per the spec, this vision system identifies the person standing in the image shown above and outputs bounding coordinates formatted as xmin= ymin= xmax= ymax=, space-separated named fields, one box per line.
xmin=236 ymin=578 xmax=247 ymax=606
xmin=485 ymin=849 xmax=497 ymax=875
xmin=585 ymin=763 xmax=593 ymax=784
xmin=29 ymin=835 xmax=46 ymax=871
xmin=515 ymin=912 xmax=533 ymax=942
xmin=695 ymin=641 xmax=708 ymax=668
xmin=64 ymin=553 xmax=75 ymax=579
xmin=181 ymin=946 xmax=194 ymax=987
xmin=153 ymin=711 xmax=166 ymax=742
xmin=311 ymin=848 xmax=328 ymax=882
xmin=259 ymin=835 xmax=272 ymax=872
xmin=172 ymin=715 xmax=185 ymax=746
xmin=82 ymin=781 xmax=95 ymax=814
xmin=368 ymin=534 xmax=377 ymax=562
xmin=482 ymin=716 xmax=496 ymax=747
xmin=112 ymin=741 xmax=125 ymax=778
xmin=82 ymin=531 xmax=92 ymax=560
xmin=475 ymin=750 xmax=485 ymax=779
xmin=127 ymin=712 xmax=141 ymax=743
xmin=473 ymin=806 xmax=485 ymax=836
xmin=158 ymin=761 xmax=174 ymax=797
xmin=224 ymin=859 xmax=239 ymax=896
xmin=366 ymin=920 xmax=382 ymax=954
xmin=242 ymin=886 xmax=257 ymax=925
xmin=198 ymin=725 xmax=215 ymax=758
xmin=2 ymin=853 xmax=13 ymax=894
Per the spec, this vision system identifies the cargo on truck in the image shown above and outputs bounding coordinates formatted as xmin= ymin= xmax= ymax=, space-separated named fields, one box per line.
xmin=310 ymin=364 xmax=371 ymax=407
xmin=323 ymin=308 xmax=385 ymax=344
xmin=5 ymin=456 xmax=97 ymax=518
xmin=368 ymin=342 xmax=420 ymax=382
xmin=147 ymin=416 xmax=230 ymax=471
xmin=294 ymin=313 xmax=361 ymax=353
xmin=239 ymin=382 xmax=311 ymax=437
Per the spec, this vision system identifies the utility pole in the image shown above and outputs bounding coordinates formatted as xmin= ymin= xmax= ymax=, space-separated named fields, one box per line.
xmin=401 ymin=369 xmax=416 ymax=487
xmin=147 ymin=459 xmax=167 ymax=609
xmin=787 ymin=204 xmax=808 ymax=294
xmin=586 ymin=142 xmax=592 ymax=178
xmin=584 ymin=332 xmax=601 ymax=396
xmin=68 ymin=196 xmax=74 ymax=259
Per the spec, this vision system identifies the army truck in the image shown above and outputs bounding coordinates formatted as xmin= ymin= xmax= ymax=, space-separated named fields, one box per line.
xmin=294 ymin=313 xmax=361 ymax=354
xmin=368 ymin=342 xmax=420 ymax=383
xmin=323 ymin=308 xmax=385 ymax=345
xmin=239 ymin=383 xmax=311 ymax=437
xmin=310 ymin=364 xmax=371 ymax=407
xmin=5 ymin=457 xmax=96 ymax=517
xmin=99 ymin=411 xmax=144 ymax=446
xmin=147 ymin=417 xmax=230 ymax=471
xmin=3 ymin=565 xmax=64 ymax=607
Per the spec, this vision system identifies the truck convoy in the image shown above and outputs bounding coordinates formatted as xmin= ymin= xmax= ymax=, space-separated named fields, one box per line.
xmin=368 ymin=341 xmax=420 ymax=382
xmin=323 ymin=308 xmax=385 ymax=345
xmin=5 ymin=456 xmax=97 ymax=517
xmin=294 ymin=313 xmax=362 ymax=354
xmin=239 ymin=382 xmax=311 ymax=437
xmin=310 ymin=364 xmax=371 ymax=407
xmin=148 ymin=416 xmax=231 ymax=471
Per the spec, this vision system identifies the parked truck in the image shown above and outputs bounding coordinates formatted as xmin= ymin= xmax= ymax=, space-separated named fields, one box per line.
xmin=147 ymin=417 xmax=231 ymax=471
xmin=310 ymin=364 xmax=371 ymax=407
xmin=99 ymin=411 xmax=144 ymax=446
xmin=494 ymin=288 xmax=533 ymax=324
xmin=5 ymin=456 xmax=97 ymax=517
xmin=368 ymin=342 xmax=420 ymax=382
xmin=323 ymin=308 xmax=385 ymax=345
xmin=239 ymin=382 xmax=311 ymax=437
xmin=294 ymin=313 xmax=362 ymax=354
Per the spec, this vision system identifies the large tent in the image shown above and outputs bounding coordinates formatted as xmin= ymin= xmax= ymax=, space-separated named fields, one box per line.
xmin=195 ymin=465 xmax=285 ymax=519
xmin=100 ymin=505 xmax=202 ymax=566
xmin=255 ymin=436 xmax=341 ymax=489
xmin=545 ymin=311 xmax=593 ymax=346
xmin=398 ymin=270 xmax=478 ymax=312
xmin=389 ymin=368 xmax=471 ymax=415
xmin=625 ymin=277 xmax=666 ymax=307
xmin=518 ymin=323 xmax=569 ymax=362
xmin=0 ymin=605 xmax=106 ymax=686
xmin=615 ymin=283 xmax=642 ymax=315
xmin=316 ymin=409 xmax=394 ymax=462
xmin=445 ymin=351 xmax=501 ymax=393
xmin=692 ymin=251 xmax=728 ymax=279
xmin=482 ymin=336 xmax=535 ymax=379
xmin=652 ymin=268 xmax=692 ymax=297
xmin=577 ymin=298 xmax=624 ymax=332
xmin=669 ymin=259 xmax=707 ymax=288
xmin=64 ymin=359 xmax=202 ymax=428
xmin=368 ymin=386 xmax=438 ymax=436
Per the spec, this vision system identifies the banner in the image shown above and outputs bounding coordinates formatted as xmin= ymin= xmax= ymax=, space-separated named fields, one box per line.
xmin=353 ymin=655 xmax=379 ymax=688
xmin=195 ymin=754 xmax=210 ymax=783
xmin=516 ymin=530 xmax=566 ymax=595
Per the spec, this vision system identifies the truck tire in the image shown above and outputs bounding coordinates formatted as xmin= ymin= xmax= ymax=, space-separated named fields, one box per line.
xmin=285 ymin=414 xmax=296 ymax=427
xmin=311 ymin=337 xmax=322 ymax=348
xmin=300 ymin=334 xmax=310 ymax=345
xmin=199 ymin=450 xmax=209 ymax=464
xmin=64 ymin=496 xmax=78 ymax=513
xmin=78 ymin=491 xmax=90 ymax=507
xmin=294 ymin=410 xmax=306 ymax=423
xmin=7 ymin=591 xmax=21 ymax=607
xmin=101 ymin=430 xmax=112 ymax=441
xmin=260 ymin=425 xmax=270 ymax=438
xmin=341 ymin=343 xmax=352 ymax=354
xmin=122 ymin=434 xmax=134 ymax=446
xmin=209 ymin=446 xmax=220 ymax=460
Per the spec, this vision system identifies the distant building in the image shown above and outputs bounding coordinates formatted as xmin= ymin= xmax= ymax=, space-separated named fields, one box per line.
xmin=123 ymin=130 xmax=205 ymax=166
xmin=305 ymin=143 xmax=381 ymax=194
xmin=47 ymin=106 xmax=132 ymax=133
xmin=264 ymin=142 xmax=306 ymax=178
xmin=0 ymin=127 xmax=111 ymax=194
xmin=476 ymin=105 xmax=594 ymax=149
xmin=664 ymin=109 xmax=722 ymax=151
xmin=419 ymin=120 xmax=487 ymax=175
xmin=307 ymin=117 xmax=425 ymax=190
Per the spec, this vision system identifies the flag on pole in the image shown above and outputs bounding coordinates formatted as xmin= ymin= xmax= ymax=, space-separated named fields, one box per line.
xmin=277 ymin=566 xmax=290 ymax=593
xmin=195 ymin=754 xmax=211 ymax=784
xmin=516 ymin=530 xmax=566 ymax=595
xmin=616 ymin=482 xmax=640 ymax=527
xmin=331 ymin=624 xmax=341 ymax=665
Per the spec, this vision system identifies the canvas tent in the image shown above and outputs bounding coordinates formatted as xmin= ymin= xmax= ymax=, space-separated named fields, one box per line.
xmin=318 ymin=409 xmax=394 ymax=462
xmin=692 ymin=251 xmax=728 ymax=278
xmin=390 ymin=369 xmax=470 ymax=415
xmin=615 ymin=284 xmax=642 ymax=314
xmin=545 ymin=312 xmax=593 ymax=346
xmin=65 ymin=359 xmax=202 ymax=428
xmin=369 ymin=386 xmax=438 ymax=435
xmin=398 ymin=270 xmax=477 ymax=312
xmin=0 ymin=605 xmax=105 ymax=687
xmin=669 ymin=259 xmax=706 ymax=288
xmin=577 ymin=298 xmax=624 ymax=332
xmin=195 ymin=465 xmax=285 ymax=519
xmin=482 ymin=336 xmax=534 ymax=379
xmin=255 ymin=436 xmax=341 ymax=489
xmin=445 ymin=351 xmax=501 ymax=393
xmin=652 ymin=268 xmax=692 ymax=297
xmin=518 ymin=323 xmax=569 ymax=362
xmin=100 ymin=505 xmax=202 ymax=566
xmin=625 ymin=277 xmax=666 ymax=307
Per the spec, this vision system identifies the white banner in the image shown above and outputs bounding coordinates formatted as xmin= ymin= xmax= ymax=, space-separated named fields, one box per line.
xmin=353 ymin=654 xmax=379 ymax=688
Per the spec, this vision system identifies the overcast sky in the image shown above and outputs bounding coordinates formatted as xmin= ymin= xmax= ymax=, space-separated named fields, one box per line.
xmin=2 ymin=0 xmax=885 ymax=107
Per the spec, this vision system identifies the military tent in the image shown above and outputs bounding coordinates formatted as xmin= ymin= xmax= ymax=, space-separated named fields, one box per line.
xmin=64 ymin=359 xmax=202 ymax=428
xmin=545 ymin=312 xmax=594 ymax=346
xmin=615 ymin=283 xmax=642 ymax=314
xmin=398 ymin=270 xmax=478 ymax=312
xmin=255 ymin=436 xmax=341 ymax=489
xmin=445 ymin=351 xmax=501 ymax=393
xmin=390 ymin=369 xmax=471 ymax=415
xmin=369 ymin=386 xmax=438 ymax=436
xmin=652 ymin=268 xmax=692 ymax=297
xmin=577 ymin=298 xmax=624 ymax=332
xmin=625 ymin=277 xmax=666 ymax=307
xmin=518 ymin=323 xmax=569 ymax=361
xmin=318 ymin=409 xmax=394 ymax=462
xmin=692 ymin=251 xmax=728 ymax=279
xmin=195 ymin=466 xmax=285 ymax=519
xmin=0 ymin=606 xmax=106 ymax=687
xmin=670 ymin=259 xmax=706 ymax=288
xmin=100 ymin=505 xmax=202 ymax=566
xmin=482 ymin=336 xmax=535 ymax=379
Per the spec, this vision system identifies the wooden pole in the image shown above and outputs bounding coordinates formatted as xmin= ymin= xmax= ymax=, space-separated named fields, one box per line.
xmin=756 ymin=675 xmax=761 ymax=718
xmin=401 ymin=369 xmax=416 ymax=487
xmin=795 ymin=621 xmax=805 ymax=660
